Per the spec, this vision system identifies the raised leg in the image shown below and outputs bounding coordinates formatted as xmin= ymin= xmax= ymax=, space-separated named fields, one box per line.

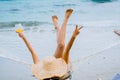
xmin=54 ymin=9 xmax=73 ymax=58
xmin=62 ymin=25 xmax=83 ymax=63
xmin=52 ymin=16 xmax=60 ymax=42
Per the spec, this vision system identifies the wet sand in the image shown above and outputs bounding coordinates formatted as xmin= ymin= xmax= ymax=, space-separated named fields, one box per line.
xmin=0 ymin=43 xmax=120 ymax=80
xmin=0 ymin=57 xmax=37 ymax=80
xmin=72 ymin=43 xmax=120 ymax=80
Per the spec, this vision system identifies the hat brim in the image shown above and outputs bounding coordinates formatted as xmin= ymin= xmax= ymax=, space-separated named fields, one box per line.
xmin=32 ymin=58 xmax=67 ymax=80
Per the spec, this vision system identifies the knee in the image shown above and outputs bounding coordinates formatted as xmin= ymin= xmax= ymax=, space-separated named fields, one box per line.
xmin=57 ymin=43 xmax=65 ymax=49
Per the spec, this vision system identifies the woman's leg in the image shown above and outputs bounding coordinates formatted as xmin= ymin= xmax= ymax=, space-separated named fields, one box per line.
xmin=62 ymin=25 xmax=83 ymax=63
xmin=54 ymin=9 xmax=73 ymax=58
xmin=52 ymin=16 xmax=60 ymax=42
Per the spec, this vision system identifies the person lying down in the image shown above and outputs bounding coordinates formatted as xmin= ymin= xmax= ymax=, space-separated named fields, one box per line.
xmin=16 ymin=9 xmax=83 ymax=80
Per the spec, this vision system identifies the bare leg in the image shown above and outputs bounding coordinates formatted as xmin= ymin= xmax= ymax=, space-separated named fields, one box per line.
xmin=52 ymin=16 xmax=60 ymax=42
xmin=62 ymin=25 xmax=83 ymax=63
xmin=54 ymin=9 xmax=73 ymax=58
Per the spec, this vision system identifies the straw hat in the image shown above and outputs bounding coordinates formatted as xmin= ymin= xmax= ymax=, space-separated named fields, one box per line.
xmin=32 ymin=56 xmax=67 ymax=80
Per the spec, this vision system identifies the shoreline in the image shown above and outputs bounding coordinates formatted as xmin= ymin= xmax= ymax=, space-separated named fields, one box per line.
xmin=0 ymin=41 xmax=120 ymax=80
xmin=72 ymin=44 xmax=120 ymax=80
xmin=0 ymin=57 xmax=37 ymax=80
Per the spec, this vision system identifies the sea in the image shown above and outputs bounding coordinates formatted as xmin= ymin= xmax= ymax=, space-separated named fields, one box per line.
xmin=0 ymin=0 xmax=120 ymax=79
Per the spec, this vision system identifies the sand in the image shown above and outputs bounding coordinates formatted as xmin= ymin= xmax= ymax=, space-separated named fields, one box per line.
xmin=72 ymin=43 xmax=120 ymax=80
xmin=0 ymin=43 xmax=120 ymax=80
xmin=0 ymin=57 xmax=37 ymax=80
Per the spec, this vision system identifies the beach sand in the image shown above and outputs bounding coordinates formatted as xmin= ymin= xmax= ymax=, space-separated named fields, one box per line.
xmin=0 ymin=43 xmax=120 ymax=80
xmin=72 ymin=43 xmax=120 ymax=80
xmin=0 ymin=57 xmax=37 ymax=80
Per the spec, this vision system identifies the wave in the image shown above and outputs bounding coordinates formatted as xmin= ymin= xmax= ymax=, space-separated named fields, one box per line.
xmin=91 ymin=0 xmax=112 ymax=3
xmin=0 ymin=21 xmax=52 ymax=28
xmin=91 ymin=0 xmax=119 ymax=3
xmin=0 ymin=0 xmax=13 ymax=1
xmin=54 ymin=3 xmax=76 ymax=7
xmin=87 ymin=0 xmax=119 ymax=3
xmin=0 ymin=20 xmax=120 ymax=30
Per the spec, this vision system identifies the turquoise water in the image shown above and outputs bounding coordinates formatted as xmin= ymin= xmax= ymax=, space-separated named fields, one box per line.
xmin=0 ymin=0 xmax=120 ymax=62
xmin=0 ymin=0 xmax=120 ymax=63
xmin=0 ymin=0 xmax=120 ymax=79
xmin=0 ymin=0 xmax=120 ymax=25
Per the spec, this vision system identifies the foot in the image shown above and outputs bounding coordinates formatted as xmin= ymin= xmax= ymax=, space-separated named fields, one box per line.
xmin=65 ymin=9 xmax=73 ymax=19
xmin=52 ymin=15 xmax=60 ymax=30
xmin=114 ymin=30 xmax=120 ymax=36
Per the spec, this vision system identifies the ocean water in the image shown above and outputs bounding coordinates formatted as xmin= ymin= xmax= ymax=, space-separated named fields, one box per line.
xmin=0 ymin=0 xmax=120 ymax=79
